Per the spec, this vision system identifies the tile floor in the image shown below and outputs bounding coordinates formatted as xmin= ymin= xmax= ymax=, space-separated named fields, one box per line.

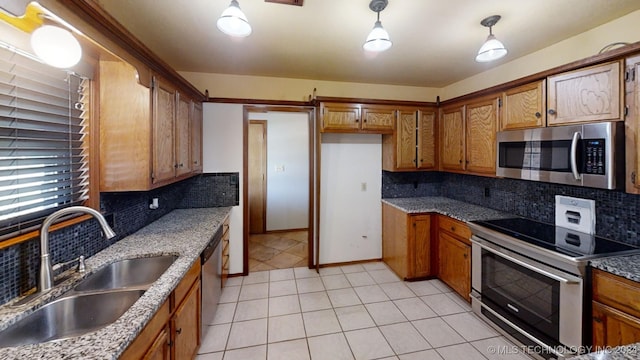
xmin=249 ymin=231 xmax=309 ymax=271
xmin=197 ymin=262 xmax=534 ymax=360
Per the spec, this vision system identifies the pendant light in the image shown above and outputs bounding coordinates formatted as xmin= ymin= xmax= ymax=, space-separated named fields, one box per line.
xmin=363 ymin=0 xmax=392 ymax=52
xmin=217 ymin=0 xmax=252 ymax=37
xmin=475 ymin=15 xmax=507 ymax=62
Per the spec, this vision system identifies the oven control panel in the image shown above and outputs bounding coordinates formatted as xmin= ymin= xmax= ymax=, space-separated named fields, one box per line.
xmin=584 ymin=139 xmax=605 ymax=175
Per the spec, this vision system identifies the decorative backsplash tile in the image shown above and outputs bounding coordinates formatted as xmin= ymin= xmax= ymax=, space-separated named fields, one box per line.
xmin=383 ymin=171 xmax=640 ymax=246
xmin=0 ymin=172 xmax=239 ymax=306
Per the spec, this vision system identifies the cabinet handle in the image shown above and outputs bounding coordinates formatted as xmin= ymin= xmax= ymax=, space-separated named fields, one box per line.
xmin=413 ymin=159 xmax=416 ymax=163
xmin=176 ymin=328 xmax=182 ymax=334
xmin=548 ymin=109 xmax=556 ymax=115
xmin=450 ymin=226 xmax=456 ymax=232
xmin=535 ymin=112 xmax=541 ymax=118
xmin=593 ymin=316 xmax=602 ymax=323
xmin=463 ymin=253 xmax=468 ymax=259
xmin=174 ymin=164 xmax=179 ymax=169
xmin=167 ymin=340 xmax=172 ymax=347
xmin=363 ymin=118 xmax=367 ymax=123
xmin=459 ymin=159 xmax=462 ymax=164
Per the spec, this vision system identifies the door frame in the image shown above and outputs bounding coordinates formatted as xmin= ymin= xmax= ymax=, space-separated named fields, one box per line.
xmin=248 ymin=120 xmax=267 ymax=234
xmin=242 ymin=105 xmax=316 ymax=275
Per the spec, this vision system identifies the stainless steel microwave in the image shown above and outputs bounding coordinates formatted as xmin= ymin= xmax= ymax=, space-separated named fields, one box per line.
xmin=496 ymin=122 xmax=624 ymax=189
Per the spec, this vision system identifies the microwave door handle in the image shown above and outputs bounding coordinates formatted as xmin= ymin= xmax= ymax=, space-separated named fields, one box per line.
xmin=570 ymin=131 xmax=582 ymax=180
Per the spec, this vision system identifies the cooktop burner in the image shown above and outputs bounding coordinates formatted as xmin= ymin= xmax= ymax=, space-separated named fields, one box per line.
xmin=471 ymin=217 xmax=638 ymax=258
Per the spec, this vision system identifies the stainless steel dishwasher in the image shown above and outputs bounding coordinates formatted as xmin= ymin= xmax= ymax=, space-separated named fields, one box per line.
xmin=201 ymin=226 xmax=223 ymax=337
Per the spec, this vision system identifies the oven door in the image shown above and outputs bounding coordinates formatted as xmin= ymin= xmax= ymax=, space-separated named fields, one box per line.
xmin=471 ymin=237 xmax=583 ymax=351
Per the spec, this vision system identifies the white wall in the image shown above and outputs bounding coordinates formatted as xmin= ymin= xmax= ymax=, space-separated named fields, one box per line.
xmin=248 ymin=112 xmax=309 ymax=231
xmin=319 ymin=134 xmax=382 ymax=264
xmin=203 ymin=103 xmax=244 ymax=274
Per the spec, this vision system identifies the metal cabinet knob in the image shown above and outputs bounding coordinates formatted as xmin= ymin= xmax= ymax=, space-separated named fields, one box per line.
xmin=535 ymin=112 xmax=542 ymax=118
xmin=548 ymin=109 xmax=556 ymax=115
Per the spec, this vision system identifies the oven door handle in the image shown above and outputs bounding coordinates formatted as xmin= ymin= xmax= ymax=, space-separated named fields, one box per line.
xmin=570 ymin=131 xmax=582 ymax=181
xmin=473 ymin=239 xmax=580 ymax=285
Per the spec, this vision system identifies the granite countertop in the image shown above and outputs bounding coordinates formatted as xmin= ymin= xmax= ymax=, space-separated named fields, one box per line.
xmin=590 ymin=254 xmax=640 ymax=283
xmin=382 ymin=196 xmax=512 ymax=222
xmin=0 ymin=207 xmax=231 ymax=360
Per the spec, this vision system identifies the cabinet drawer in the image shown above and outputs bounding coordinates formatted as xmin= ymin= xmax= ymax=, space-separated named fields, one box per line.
xmin=593 ymin=269 xmax=640 ymax=318
xmin=438 ymin=216 xmax=471 ymax=244
xmin=174 ymin=260 xmax=201 ymax=309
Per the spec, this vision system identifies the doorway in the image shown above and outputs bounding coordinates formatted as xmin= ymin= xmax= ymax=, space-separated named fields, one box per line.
xmin=243 ymin=106 xmax=315 ymax=274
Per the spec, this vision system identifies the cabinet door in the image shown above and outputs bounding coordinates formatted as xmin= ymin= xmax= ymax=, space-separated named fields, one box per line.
xmin=547 ymin=61 xmax=623 ymax=125
xmin=466 ymin=96 xmax=498 ymax=175
xmin=409 ymin=214 xmax=431 ymax=278
xmin=153 ymin=77 xmax=176 ymax=184
xmin=143 ymin=326 xmax=170 ymax=360
xmin=191 ymin=102 xmax=203 ymax=174
xmin=396 ymin=110 xmax=417 ymax=169
xmin=438 ymin=231 xmax=470 ymax=301
xmin=382 ymin=203 xmax=409 ymax=279
xmin=439 ymin=105 xmax=465 ymax=171
xmin=501 ymin=80 xmax=546 ymax=130
xmin=593 ymin=301 xmax=640 ymax=348
xmin=172 ymin=280 xmax=201 ymax=360
xmin=417 ymin=108 xmax=437 ymax=170
xmin=626 ymin=55 xmax=640 ymax=194
xmin=361 ymin=105 xmax=395 ymax=133
xmin=320 ymin=103 xmax=360 ymax=132
xmin=175 ymin=94 xmax=191 ymax=177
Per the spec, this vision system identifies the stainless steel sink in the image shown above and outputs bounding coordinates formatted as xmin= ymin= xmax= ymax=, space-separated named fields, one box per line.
xmin=0 ymin=290 xmax=144 ymax=347
xmin=74 ymin=255 xmax=177 ymax=292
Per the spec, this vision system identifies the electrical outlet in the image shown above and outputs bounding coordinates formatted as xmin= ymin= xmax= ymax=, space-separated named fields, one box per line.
xmin=275 ymin=165 xmax=285 ymax=172
xmin=484 ymin=187 xmax=490 ymax=197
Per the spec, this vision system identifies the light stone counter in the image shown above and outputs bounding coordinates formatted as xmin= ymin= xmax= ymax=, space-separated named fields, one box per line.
xmin=0 ymin=207 xmax=231 ymax=360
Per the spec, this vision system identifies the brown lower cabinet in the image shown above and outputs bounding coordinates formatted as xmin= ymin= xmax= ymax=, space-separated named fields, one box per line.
xmin=121 ymin=261 xmax=201 ymax=360
xmin=381 ymin=205 xmax=472 ymax=301
xmin=382 ymin=203 xmax=435 ymax=280
xmin=592 ymin=268 xmax=640 ymax=348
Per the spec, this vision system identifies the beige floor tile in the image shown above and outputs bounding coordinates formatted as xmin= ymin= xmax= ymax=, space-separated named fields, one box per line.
xmin=368 ymin=269 xmax=401 ymax=284
xmin=299 ymin=291 xmax=332 ymax=312
xmin=340 ymin=264 xmax=366 ymax=273
xmin=224 ymin=277 xmax=243 ymax=287
xmin=268 ymin=313 xmax=306 ymax=343
xmin=266 ymin=252 xmax=304 ymax=269
xmin=219 ymin=285 xmax=241 ymax=303
xmin=319 ymin=267 xmax=343 ymax=276
xmin=249 ymin=243 xmax=281 ymax=262
xmin=393 ymin=297 xmax=437 ymax=321
xmin=270 ymin=268 xmax=295 ymax=282
xmin=239 ymin=283 xmax=269 ymax=301
xmin=267 ymin=338 xmax=310 ymax=360
xmin=379 ymin=322 xmax=432 ymax=354
xmin=294 ymin=266 xmax=320 ymax=278
xmin=223 ymin=345 xmax=267 ymax=360
xmin=270 ymin=279 xmax=297 ymax=297
xmin=321 ymin=274 xmax=351 ymax=290
xmin=234 ymin=298 xmax=268 ymax=322
xmin=327 ymin=288 xmax=362 ymax=308
xmin=344 ymin=327 xmax=395 ymax=360
xmin=296 ymin=277 xmax=325 ymax=293
xmin=211 ymin=302 xmax=236 ymax=325
xmin=199 ymin=323 xmax=231 ymax=353
xmin=398 ymin=349 xmax=443 ymax=360
xmin=293 ymin=258 xmax=308 ymax=267
xmin=226 ymin=318 xmax=268 ymax=349
xmin=365 ymin=301 xmax=407 ymax=326
xmin=307 ymin=333 xmax=354 ymax=360
xmin=436 ymin=342 xmax=487 ymax=360
xmin=362 ymin=261 xmax=388 ymax=271
xmin=284 ymin=243 xmax=308 ymax=258
xmin=243 ymin=270 xmax=270 ymax=285
xmin=334 ymin=305 xmax=376 ymax=331
xmin=471 ymin=336 xmax=533 ymax=360
xmin=196 ymin=352 xmax=223 ymax=360
xmin=420 ymin=293 xmax=467 ymax=316
xmin=379 ymin=282 xmax=417 ymax=300
xmin=346 ymin=272 xmax=376 ymax=287
xmin=442 ymin=312 xmax=499 ymax=342
xmin=303 ymin=309 xmax=342 ymax=337
xmin=406 ymin=281 xmax=442 ymax=296
xmin=412 ymin=317 xmax=466 ymax=348
xmin=282 ymin=231 xmax=308 ymax=242
xmin=269 ymin=294 xmax=301 ymax=317
xmin=354 ymin=285 xmax=390 ymax=304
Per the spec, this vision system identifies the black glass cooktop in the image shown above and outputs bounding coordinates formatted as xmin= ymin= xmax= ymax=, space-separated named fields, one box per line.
xmin=471 ymin=217 xmax=638 ymax=258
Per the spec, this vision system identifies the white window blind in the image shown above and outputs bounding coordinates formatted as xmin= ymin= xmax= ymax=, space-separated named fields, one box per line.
xmin=0 ymin=45 xmax=90 ymax=240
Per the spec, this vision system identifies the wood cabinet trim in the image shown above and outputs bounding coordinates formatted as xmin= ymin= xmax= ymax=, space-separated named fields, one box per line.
xmin=593 ymin=268 xmax=640 ymax=319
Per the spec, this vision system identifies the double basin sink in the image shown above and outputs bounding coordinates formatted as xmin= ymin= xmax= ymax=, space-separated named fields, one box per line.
xmin=0 ymin=255 xmax=177 ymax=347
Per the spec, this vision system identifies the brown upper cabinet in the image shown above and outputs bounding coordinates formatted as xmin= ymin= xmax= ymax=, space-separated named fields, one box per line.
xmin=547 ymin=60 xmax=623 ymax=125
xmin=439 ymin=95 xmax=498 ymax=176
xmin=99 ymin=60 xmax=203 ymax=192
xmin=382 ymin=107 xmax=438 ymax=171
xmin=500 ymin=80 xmax=546 ymax=130
xmin=626 ymin=55 xmax=640 ymax=194
xmin=191 ymin=103 xmax=204 ymax=173
xmin=320 ymin=102 xmax=395 ymax=134
xmin=439 ymin=104 xmax=466 ymax=172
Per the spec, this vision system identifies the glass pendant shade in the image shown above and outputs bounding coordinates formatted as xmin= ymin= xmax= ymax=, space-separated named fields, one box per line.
xmin=217 ymin=0 xmax=252 ymax=37
xmin=475 ymin=34 xmax=507 ymax=62
xmin=30 ymin=25 xmax=82 ymax=68
xmin=363 ymin=20 xmax=392 ymax=52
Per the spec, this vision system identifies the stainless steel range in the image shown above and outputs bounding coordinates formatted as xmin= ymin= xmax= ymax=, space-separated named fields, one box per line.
xmin=468 ymin=217 xmax=640 ymax=359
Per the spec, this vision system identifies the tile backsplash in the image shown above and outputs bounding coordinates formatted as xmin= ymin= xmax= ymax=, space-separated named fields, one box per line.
xmin=383 ymin=171 xmax=640 ymax=246
xmin=0 ymin=173 xmax=239 ymax=306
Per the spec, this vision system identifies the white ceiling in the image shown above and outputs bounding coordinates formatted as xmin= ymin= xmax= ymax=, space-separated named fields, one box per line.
xmin=94 ymin=0 xmax=640 ymax=88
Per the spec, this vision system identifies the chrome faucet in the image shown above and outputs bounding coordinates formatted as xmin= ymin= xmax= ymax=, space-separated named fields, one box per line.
xmin=39 ymin=206 xmax=116 ymax=293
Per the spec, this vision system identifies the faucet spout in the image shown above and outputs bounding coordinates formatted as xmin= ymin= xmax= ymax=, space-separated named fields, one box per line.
xmin=39 ymin=206 xmax=116 ymax=293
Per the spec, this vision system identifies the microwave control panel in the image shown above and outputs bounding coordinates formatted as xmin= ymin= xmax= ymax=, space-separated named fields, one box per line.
xmin=584 ymin=139 xmax=605 ymax=175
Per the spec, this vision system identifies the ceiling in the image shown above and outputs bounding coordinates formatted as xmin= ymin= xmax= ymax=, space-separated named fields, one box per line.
xmin=93 ymin=0 xmax=640 ymax=88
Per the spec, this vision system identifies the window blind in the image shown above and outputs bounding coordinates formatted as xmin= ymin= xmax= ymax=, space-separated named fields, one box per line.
xmin=0 ymin=45 xmax=90 ymax=240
